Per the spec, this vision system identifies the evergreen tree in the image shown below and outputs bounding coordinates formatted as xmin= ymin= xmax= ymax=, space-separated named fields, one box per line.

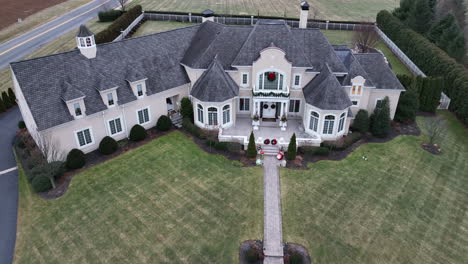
xmin=407 ymin=0 xmax=433 ymax=34
xmin=246 ymin=132 xmax=257 ymax=158
xmin=286 ymin=133 xmax=297 ymax=161
xmin=180 ymin=97 xmax=194 ymax=122
xmin=370 ymin=97 xmax=391 ymax=138
xmin=352 ymin=109 xmax=370 ymax=133
xmin=419 ymin=77 xmax=443 ymax=113
xmin=393 ymin=0 xmax=414 ymax=22
xmin=395 ymin=88 xmax=419 ymax=122
xmin=1 ymin=92 xmax=11 ymax=109
xmin=0 ymin=97 xmax=5 ymax=113
xmin=7 ymin=88 xmax=16 ymax=105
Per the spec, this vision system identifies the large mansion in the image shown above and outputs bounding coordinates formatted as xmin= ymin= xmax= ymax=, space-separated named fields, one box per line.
xmin=11 ymin=3 xmax=404 ymax=156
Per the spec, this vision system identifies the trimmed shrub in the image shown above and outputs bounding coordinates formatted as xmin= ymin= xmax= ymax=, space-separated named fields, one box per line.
xmin=1 ymin=91 xmax=11 ymax=109
xmin=95 ymin=5 xmax=143 ymax=44
xmin=18 ymin=120 xmax=26 ymax=130
xmin=182 ymin=118 xmax=202 ymax=138
xmin=370 ymin=97 xmax=391 ymax=137
xmin=31 ymin=175 xmax=52 ymax=193
xmin=286 ymin=133 xmax=297 ymax=160
xmin=98 ymin=10 xmax=123 ymax=22
xmin=99 ymin=136 xmax=118 ymax=155
xmin=129 ymin=124 xmax=146 ymax=141
xmin=246 ymin=132 xmax=256 ymax=158
xmin=419 ymin=77 xmax=444 ymax=113
xmin=46 ymin=161 xmax=66 ymax=179
xmin=156 ymin=115 xmax=172 ymax=131
xmin=180 ymin=97 xmax=194 ymax=121
xmin=352 ymin=109 xmax=370 ymax=133
xmin=7 ymin=88 xmax=16 ymax=104
xmin=0 ymin=98 xmax=5 ymax=113
xmin=395 ymin=86 xmax=419 ymax=122
xmin=314 ymin=146 xmax=330 ymax=156
xmin=66 ymin=149 xmax=86 ymax=170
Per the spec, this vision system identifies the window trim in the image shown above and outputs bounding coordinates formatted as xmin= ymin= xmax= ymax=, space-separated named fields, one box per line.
xmin=338 ymin=112 xmax=346 ymax=133
xmin=309 ymin=111 xmax=320 ymax=132
xmin=256 ymin=69 xmax=287 ymax=91
xmin=240 ymin=72 xmax=249 ymax=87
xmin=222 ymin=104 xmax=231 ymax=125
xmin=351 ymin=99 xmax=360 ymax=107
xmin=322 ymin=115 xmax=336 ymax=135
xmin=351 ymin=85 xmax=362 ymax=96
xmin=375 ymin=98 xmax=384 ymax=109
xmin=197 ymin=104 xmax=204 ymax=124
xmin=107 ymin=93 xmax=115 ymax=107
xmin=107 ymin=116 xmax=124 ymax=136
xmin=239 ymin=97 xmax=250 ymax=112
xmin=207 ymin=106 xmax=219 ymax=126
xmin=293 ymin=73 xmax=301 ymax=88
xmin=289 ymin=99 xmax=301 ymax=113
xmin=73 ymin=102 xmax=82 ymax=117
xmin=74 ymin=127 xmax=95 ymax=149
xmin=136 ymin=106 xmax=151 ymax=126
xmin=136 ymin=83 xmax=144 ymax=98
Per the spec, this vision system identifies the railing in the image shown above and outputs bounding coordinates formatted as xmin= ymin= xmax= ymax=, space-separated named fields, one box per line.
xmin=113 ymin=13 xmax=145 ymax=42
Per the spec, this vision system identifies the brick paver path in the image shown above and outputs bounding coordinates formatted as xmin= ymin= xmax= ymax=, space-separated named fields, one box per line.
xmin=263 ymin=155 xmax=284 ymax=264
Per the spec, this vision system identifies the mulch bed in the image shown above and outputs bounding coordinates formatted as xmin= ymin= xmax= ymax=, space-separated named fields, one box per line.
xmin=283 ymin=243 xmax=312 ymax=264
xmin=421 ymin=143 xmax=442 ymax=155
xmin=287 ymin=121 xmax=421 ymax=169
xmin=39 ymin=127 xmax=175 ymax=200
xmin=239 ymin=240 xmax=264 ymax=264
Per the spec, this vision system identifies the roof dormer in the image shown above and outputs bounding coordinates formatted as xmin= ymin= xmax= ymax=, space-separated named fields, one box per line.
xmin=76 ymin=25 xmax=96 ymax=59
xmin=95 ymin=76 xmax=119 ymax=108
xmin=125 ymin=66 xmax=147 ymax=99
xmin=62 ymin=82 xmax=86 ymax=119
xmin=350 ymin=76 xmax=365 ymax=96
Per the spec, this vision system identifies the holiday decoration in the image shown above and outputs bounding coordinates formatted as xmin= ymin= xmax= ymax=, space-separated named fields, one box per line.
xmin=267 ymin=72 xmax=276 ymax=81
xmin=264 ymin=139 xmax=270 ymax=145
xmin=271 ymin=139 xmax=277 ymax=145
xmin=271 ymin=104 xmax=276 ymax=109
xmin=277 ymin=153 xmax=284 ymax=160
xmin=263 ymin=104 xmax=269 ymax=109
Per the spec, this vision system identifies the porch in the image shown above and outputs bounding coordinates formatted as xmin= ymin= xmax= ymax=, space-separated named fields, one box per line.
xmin=219 ymin=117 xmax=321 ymax=149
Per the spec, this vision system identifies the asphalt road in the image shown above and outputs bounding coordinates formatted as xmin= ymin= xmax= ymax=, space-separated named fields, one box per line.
xmin=0 ymin=0 xmax=118 ymax=69
xmin=0 ymin=1 xmax=118 ymax=263
xmin=0 ymin=108 xmax=21 ymax=264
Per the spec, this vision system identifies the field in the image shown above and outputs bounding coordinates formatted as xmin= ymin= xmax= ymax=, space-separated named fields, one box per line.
xmin=14 ymin=132 xmax=263 ymax=263
xmin=132 ymin=21 xmax=195 ymax=37
xmin=130 ymin=0 xmax=397 ymax=22
xmin=0 ymin=0 xmax=92 ymax=43
xmin=281 ymin=111 xmax=468 ymax=263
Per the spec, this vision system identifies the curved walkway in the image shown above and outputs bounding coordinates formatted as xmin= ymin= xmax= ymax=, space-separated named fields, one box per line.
xmin=0 ymin=107 xmax=21 ymax=264
xmin=263 ymin=155 xmax=284 ymax=264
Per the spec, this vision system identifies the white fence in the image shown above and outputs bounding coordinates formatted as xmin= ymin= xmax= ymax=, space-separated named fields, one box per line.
xmin=113 ymin=13 xmax=144 ymax=42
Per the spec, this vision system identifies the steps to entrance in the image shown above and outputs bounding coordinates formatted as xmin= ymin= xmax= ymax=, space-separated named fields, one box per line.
xmin=262 ymin=145 xmax=280 ymax=156
xmin=169 ymin=112 xmax=183 ymax=128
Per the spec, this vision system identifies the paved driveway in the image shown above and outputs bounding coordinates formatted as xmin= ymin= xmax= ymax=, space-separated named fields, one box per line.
xmin=0 ymin=108 xmax=21 ymax=264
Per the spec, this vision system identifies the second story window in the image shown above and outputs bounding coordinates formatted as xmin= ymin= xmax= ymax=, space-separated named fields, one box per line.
xmin=86 ymin=37 xmax=92 ymax=47
xmin=293 ymin=74 xmax=301 ymax=87
xmin=107 ymin=93 xmax=114 ymax=106
xmin=241 ymin=73 xmax=249 ymax=86
xmin=74 ymin=103 xmax=82 ymax=116
xmin=136 ymin=84 xmax=143 ymax=97
xmin=351 ymin=85 xmax=362 ymax=95
xmin=258 ymin=71 xmax=285 ymax=91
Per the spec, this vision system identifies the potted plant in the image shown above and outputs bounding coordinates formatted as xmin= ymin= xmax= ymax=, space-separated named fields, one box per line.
xmin=279 ymin=115 xmax=287 ymax=131
xmin=252 ymin=113 xmax=260 ymax=130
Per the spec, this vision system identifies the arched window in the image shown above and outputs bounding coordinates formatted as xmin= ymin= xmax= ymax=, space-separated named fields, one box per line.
xmin=323 ymin=115 xmax=335 ymax=134
xmin=309 ymin=111 xmax=319 ymax=132
xmin=208 ymin=107 xmax=218 ymax=126
xmin=258 ymin=71 xmax=285 ymax=91
xmin=197 ymin=104 xmax=204 ymax=124
xmin=338 ymin=112 xmax=346 ymax=132
xmin=222 ymin=105 xmax=230 ymax=125
xmin=86 ymin=37 xmax=92 ymax=47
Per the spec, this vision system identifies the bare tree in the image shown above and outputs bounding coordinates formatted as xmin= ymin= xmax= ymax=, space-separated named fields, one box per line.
xmin=423 ymin=116 xmax=447 ymax=145
xmin=353 ymin=24 xmax=379 ymax=53
xmin=33 ymin=131 xmax=65 ymax=162
xmin=118 ymin=0 xmax=128 ymax=12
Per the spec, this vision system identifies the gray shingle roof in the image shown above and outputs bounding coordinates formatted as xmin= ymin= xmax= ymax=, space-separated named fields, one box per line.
xmin=354 ymin=53 xmax=405 ymax=90
xmin=11 ymin=25 xmax=200 ymax=131
xmin=76 ymin=25 xmax=94 ymax=37
xmin=62 ymin=82 xmax=85 ymax=101
xmin=334 ymin=47 xmax=373 ymax=86
xmin=125 ymin=64 xmax=146 ymax=82
xmin=190 ymin=56 xmax=239 ymax=102
xmin=303 ymin=65 xmax=352 ymax=110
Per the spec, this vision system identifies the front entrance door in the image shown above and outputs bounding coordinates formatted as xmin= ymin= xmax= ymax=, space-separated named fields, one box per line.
xmin=261 ymin=102 xmax=278 ymax=119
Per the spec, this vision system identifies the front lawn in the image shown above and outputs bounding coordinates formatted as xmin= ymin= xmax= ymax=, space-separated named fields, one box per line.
xmin=281 ymin=111 xmax=468 ymax=263
xmin=14 ymin=131 xmax=263 ymax=263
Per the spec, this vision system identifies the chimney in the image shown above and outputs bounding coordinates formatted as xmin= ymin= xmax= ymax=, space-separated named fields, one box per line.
xmin=299 ymin=1 xmax=310 ymax=29
xmin=76 ymin=25 xmax=96 ymax=59
xmin=201 ymin=9 xmax=215 ymax=23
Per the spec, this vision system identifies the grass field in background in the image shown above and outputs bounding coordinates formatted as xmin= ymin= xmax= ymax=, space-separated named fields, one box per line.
xmin=14 ymin=132 xmax=263 ymax=263
xmin=322 ymin=30 xmax=412 ymax=76
xmin=132 ymin=21 xmax=196 ymax=37
xmin=281 ymin=111 xmax=468 ymax=263
xmin=130 ymin=0 xmax=397 ymax=22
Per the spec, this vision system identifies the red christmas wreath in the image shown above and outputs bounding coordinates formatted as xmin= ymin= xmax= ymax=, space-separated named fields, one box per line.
xmin=264 ymin=139 xmax=270 ymax=145
xmin=270 ymin=104 xmax=276 ymax=109
xmin=271 ymin=139 xmax=277 ymax=145
xmin=267 ymin=72 xmax=276 ymax=81
xmin=263 ymin=104 xmax=269 ymax=109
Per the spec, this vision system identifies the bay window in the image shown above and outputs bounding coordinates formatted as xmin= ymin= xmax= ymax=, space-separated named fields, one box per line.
xmin=222 ymin=105 xmax=230 ymax=124
xmin=309 ymin=111 xmax=319 ymax=132
xmin=323 ymin=115 xmax=335 ymax=135
xmin=208 ymin=107 xmax=218 ymax=126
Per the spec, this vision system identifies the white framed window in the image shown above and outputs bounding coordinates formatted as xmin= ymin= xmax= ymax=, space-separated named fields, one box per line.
xmin=75 ymin=128 xmax=94 ymax=148
xmin=208 ymin=107 xmax=218 ymax=126
xmin=289 ymin=99 xmax=301 ymax=113
xmin=257 ymin=71 xmax=285 ymax=91
xmin=73 ymin=103 xmax=82 ymax=116
xmin=309 ymin=111 xmax=319 ymax=132
xmin=136 ymin=84 xmax=144 ymax=97
xmin=338 ymin=112 xmax=346 ymax=132
xmin=222 ymin=105 xmax=231 ymax=125
xmin=293 ymin=74 xmax=301 ymax=87
xmin=137 ymin=107 xmax=150 ymax=125
xmin=197 ymin=104 xmax=204 ymax=124
xmin=86 ymin=37 xmax=92 ymax=47
xmin=375 ymin=99 xmax=384 ymax=108
xmin=108 ymin=117 xmax=124 ymax=136
xmin=107 ymin=93 xmax=115 ymax=106
xmin=351 ymin=85 xmax=362 ymax=96
xmin=241 ymin=73 xmax=249 ymax=86
xmin=239 ymin=98 xmax=250 ymax=111
xmin=79 ymin=38 xmax=85 ymax=47
xmin=323 ymin=115 xmax=335 ymax=135
xmin=351 ymin=100 xmax=359 ymax=107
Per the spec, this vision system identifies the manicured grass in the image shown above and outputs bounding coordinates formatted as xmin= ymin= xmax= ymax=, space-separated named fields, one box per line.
xmin=14 ymin=132 xmax=263 ymax=263
xmin=130 ymin=0 xmax=397 ymax=22
xmin=0 ymin=19 xmax=110 ymax=93
xmin=321 ymin=29 xmax=412 ymax=76
xmin=281 ymin=111 xmax=468 ymax=263
xmin=132 ymin=21 xmax=196 ymax=37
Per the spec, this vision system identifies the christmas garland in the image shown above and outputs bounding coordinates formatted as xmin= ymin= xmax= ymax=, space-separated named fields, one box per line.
xmin=252 ymin=91 xmax=290 ymax=98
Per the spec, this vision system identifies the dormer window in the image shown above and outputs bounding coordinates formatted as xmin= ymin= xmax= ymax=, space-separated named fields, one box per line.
xmin=86 ymin=37 xmax=92 ymax=47
xmin=107 ymin=93 xmax=114 ymax=106
xmin=351 ymin=85 xmax=362 ymax=95
xmin=350 ymin=76 xmax=365 ymax=96
xmin=74 ymin=103 xmax=82 ymax=116
xmin=79 ymin=38 xmax=85 ymax=47
xmin=137 ymin=84 xmax=143 ymax=97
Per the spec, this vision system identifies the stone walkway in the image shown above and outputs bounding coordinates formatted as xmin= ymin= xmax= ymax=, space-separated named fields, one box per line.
xmin=262 ymin=155 xmax=284 ymax=264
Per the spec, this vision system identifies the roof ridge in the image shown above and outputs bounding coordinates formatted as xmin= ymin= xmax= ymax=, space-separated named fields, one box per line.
xmin=285 ymin=22 xmax=313 ymax=68
xmin=196 ymin=24 xmax=228 ymax=67
xmin=231 ymin=21 xmax=259 ymax=65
